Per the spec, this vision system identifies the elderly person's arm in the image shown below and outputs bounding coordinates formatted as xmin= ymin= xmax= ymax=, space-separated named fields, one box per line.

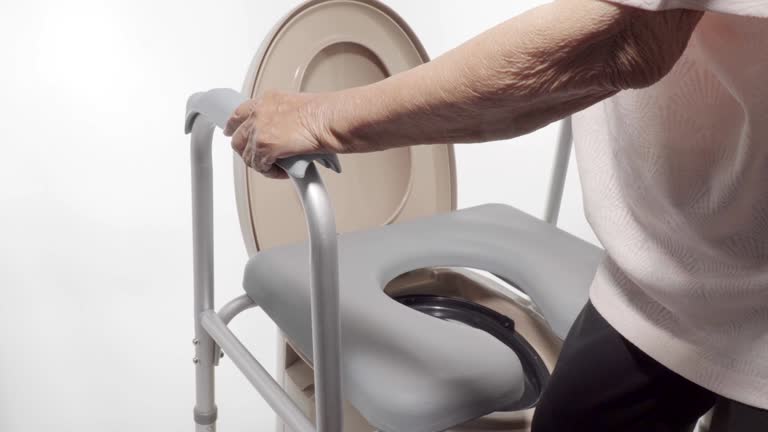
xmin=225 ymin=0 xmax=702 ymax=177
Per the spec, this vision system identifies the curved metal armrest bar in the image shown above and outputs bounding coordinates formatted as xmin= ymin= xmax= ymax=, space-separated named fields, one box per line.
xmin=290 ymin=163 xmax=343 ymax=432
xmin=212 ymin=294 xmax=259 ymax=366
xmin=217 ymin=294 xmax=259 ymax=325
xmin=186 ymin=88 xmax=343 ymax=432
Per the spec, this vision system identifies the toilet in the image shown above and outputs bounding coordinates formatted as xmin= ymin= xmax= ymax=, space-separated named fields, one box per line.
xmin=185 ymin=2 xmax=768 ymax=430
xmin=229 ymin=1 xmax=579 ymax=430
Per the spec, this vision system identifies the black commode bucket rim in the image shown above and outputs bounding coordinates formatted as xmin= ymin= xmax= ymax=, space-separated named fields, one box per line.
xmin=395 ymin=294 xmax=550 ymax=411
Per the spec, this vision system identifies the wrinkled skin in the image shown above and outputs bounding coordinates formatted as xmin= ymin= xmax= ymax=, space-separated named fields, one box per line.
xmin=225 ymin=0 xmax=702 ymax=178
xmin=225 ymin=91 xmax=329 ymax=178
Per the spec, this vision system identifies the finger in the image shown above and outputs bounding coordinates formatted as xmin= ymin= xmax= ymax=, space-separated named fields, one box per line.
xmin=262 ymin=165 xmax=289 ymax=180
xmin=242 ymin=139 xmax=262 ymax=171
xmin=254 ymin=149 xmax=277 ymax=174
xmin=243 ymin=143 xmax=265 ymax=172
xmin=241 ymin=145 xmax=254 ymax=169
xmin=238 ymin=140 xmax=261 ymax=172
xmin=230 ymin=122 xmax=252 ymax=155
xmin=252 ymin=151 xmax=272 ymax=173
xmin=224 ymin=100 xmax=255 ymax=136
xmin=245 ymin=132 xmax=278 ymax=173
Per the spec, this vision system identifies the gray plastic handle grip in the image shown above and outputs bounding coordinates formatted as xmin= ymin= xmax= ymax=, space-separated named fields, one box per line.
xmin=185 ymin=88 xmax=342 ymax=178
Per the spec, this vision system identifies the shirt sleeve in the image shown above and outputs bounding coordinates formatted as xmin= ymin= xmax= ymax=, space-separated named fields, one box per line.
xmin=603 ymin=0 xmax=768 ymax=17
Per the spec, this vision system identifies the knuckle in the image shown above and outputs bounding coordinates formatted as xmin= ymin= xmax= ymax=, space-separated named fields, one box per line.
xmin=262 ymin=89 xmax=279 ymax=100
xmin=231 ymin=133 xmax=242 ymax=148
xmin=233 ymin=102 xmax=250 ymax=118
xmin=233 ymin=100 xmax=258 ymax=122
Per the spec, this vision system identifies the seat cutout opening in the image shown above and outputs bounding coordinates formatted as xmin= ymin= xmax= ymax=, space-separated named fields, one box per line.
xmin=384 ymin=267 xmax=561 ymax=411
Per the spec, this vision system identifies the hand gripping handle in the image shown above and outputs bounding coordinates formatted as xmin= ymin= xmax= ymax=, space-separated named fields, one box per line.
xmin=184 ymin=88 xmax=342 ymax=178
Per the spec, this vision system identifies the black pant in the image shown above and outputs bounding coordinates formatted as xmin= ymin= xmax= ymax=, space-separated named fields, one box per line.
xmin=531 ymin=301 xmax=718 ymax=432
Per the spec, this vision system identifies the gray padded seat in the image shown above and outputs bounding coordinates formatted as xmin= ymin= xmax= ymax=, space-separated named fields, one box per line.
xmin=244 ymin=203 xmax=604 ymax=432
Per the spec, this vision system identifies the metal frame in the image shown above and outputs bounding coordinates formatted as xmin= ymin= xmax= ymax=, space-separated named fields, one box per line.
xmin=544 ymin=116 xmax=573 ymax=226
xmin=183 ymin=88 xmax=577 ymax=432
xmin=181 ymin=80 xmax=593 ymax=432
xmin=185 ymin=89 xmax=343 ymax=432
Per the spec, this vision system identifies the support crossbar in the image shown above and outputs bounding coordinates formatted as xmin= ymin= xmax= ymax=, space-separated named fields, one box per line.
xmin=201 ymin=310 xmax=315 ymax=432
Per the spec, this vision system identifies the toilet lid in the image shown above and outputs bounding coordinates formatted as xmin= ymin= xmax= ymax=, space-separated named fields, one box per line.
xmin=234 ymin=0 xmax=456 ymax=254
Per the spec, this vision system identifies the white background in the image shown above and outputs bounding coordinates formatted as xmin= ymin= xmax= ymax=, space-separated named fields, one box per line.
xmin=0 ymin=1 xmax=597 ymax=430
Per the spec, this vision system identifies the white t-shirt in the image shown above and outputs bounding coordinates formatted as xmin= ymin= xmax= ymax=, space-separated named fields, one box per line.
xmin=573 ymin=1 xmax=768 ymax=409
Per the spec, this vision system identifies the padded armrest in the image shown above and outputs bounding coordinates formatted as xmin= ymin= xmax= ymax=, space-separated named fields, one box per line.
xmin=185 ymin=88 xmax=245 ymax=133
xmin=184 ymin=88 xmax=341 ymax=179
xmin=276 ymin=154 xmax=342 ymax=179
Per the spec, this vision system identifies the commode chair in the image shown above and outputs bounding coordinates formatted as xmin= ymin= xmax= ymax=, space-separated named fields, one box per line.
xmin=184 ymin=1 xmax=604 ymax=431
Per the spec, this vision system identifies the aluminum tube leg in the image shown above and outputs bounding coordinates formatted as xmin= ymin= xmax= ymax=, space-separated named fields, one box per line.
xmin=544 ymin=116 xmax=573 ymax=226
xmin=201 ymin=311 xmax=315 ymax=432
xmin=290 ymin=164 xmax=343 ymax=432
xmin=191 ymin=119 xmax=218 ymax=431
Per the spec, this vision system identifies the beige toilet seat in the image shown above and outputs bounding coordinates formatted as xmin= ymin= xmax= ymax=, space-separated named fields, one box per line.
xmin=233 ymin=0 xmax=456 ymax=254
